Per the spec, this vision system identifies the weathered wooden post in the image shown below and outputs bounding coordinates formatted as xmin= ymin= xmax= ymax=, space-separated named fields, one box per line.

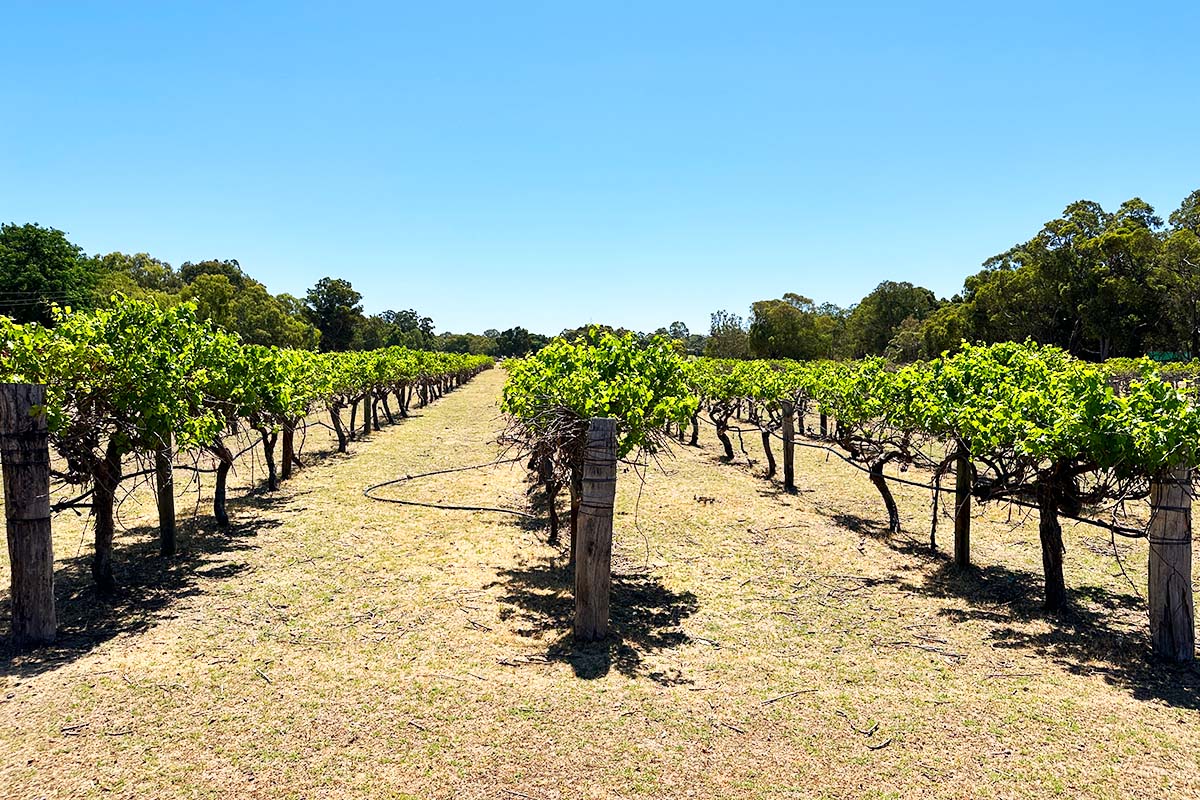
xmin=154 ymin=432 xmax=176 ymax=557
xmin=1 ymin=384 xmax=56 ymax=645
xmin=574 ymin=418 xmax=617 ymax=642
xmin=1149 ymin=466 xmax=1194 ymax=662
xmin=954 ymin=446 xmax=971 ymax=568
xmin=781 ymin=400 xmax=796 ymax=493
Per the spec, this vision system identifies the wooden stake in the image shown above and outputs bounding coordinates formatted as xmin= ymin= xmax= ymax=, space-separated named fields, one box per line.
xmin=1149 ymin=466 xmax=1194 ymax=662
xmin=574 ymin=418 xmax=617 ymax=642
xmin=1 ymin=384 xmax=56 ymax=645
xmin=781 ymin=400 xmax=795 ymax=493
xmin=155 ymin=432 xmax=176 ymax=557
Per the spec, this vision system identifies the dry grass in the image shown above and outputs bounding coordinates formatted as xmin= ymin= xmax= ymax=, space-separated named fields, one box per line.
xmin=3 ymin=368 xmax=1199 ymax=799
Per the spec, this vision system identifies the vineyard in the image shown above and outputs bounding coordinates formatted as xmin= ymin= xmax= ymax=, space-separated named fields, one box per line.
xmin=0 ymin=298 xmax=492 ymax=606
xmin=498 ymin=333 xmax=1196 ymax=642
xmin=3 ymin=314 xmax=1200 ymax=798
xmin=681 ymin=344 xmax=1198 ymax=624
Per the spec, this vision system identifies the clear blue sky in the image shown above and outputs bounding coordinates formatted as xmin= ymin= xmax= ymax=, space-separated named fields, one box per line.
xmin=3 ymin=2 xmax=1198 ymax=336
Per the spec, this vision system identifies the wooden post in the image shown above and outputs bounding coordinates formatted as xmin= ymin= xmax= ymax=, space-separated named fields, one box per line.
xmin=574 ymin=418 xmax=617 ymax=642
xmin=155 ymin=433 xmax=176 ymax=557
xmin=781 ymin=400 xmax=795 ymax=493
xmin=1 ymin=384 xmax=56 ymax=645
xmin=954 ymin=446 xmax=971 ymax=568
xmin=1149 ymin=466 xmax=1194 ymax=662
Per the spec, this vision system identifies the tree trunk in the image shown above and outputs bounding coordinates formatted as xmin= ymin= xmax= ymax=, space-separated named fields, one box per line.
xmin=348 ymin=401 xmax=358 ymax=441
xmin=760 ymin=430 xmax=776 ymax=479
xmin=1149 ymin=466 xmax=1194 ymax=662
xmin=954 ymin=446 xmax=971 ymax=568
xmin=538 ymin=455 xmax=560 ymax=546
xmin=781 ymin=400 xmax=795 ymax=492
xmin=361 ymin=395 xmax=372 ymax=437
xmin=382 ymin=394 xmax=395 ymax=424
xmin=1037 ymin=480 xmax=1066 ymax=612
xmin=689 ymin=411 xmax=700 ymax=446
xmin=212 ymin=441 xmax=234 ymax=527
xmin=92 ymin=441 xmax=123 ymax=594
xmin=546 ymin=484 xmax=561 ymax=546
xmin=258 ymin=427 xmax=279 ymax=491
xmin=819 ymin=412 xmax=828 ymax=437
xmin=330 ymin=406 xmax=348 ymax=453
xmin=372 ymin=395 xmax=381 ymax=432
xmin=568 ymin=473 xmax=582 ymax=567
xmin=1 ymin=383 xmax=56 ymax=644
xmin=714 ymin=411 xmax=735 ymax=461
xmin=869 ymin=459 xmax=901 ymax=533
xmin=155 ymin=433 xmax=176 ymax=557
xmin=281 ymin=422 xmax=295 ymax=480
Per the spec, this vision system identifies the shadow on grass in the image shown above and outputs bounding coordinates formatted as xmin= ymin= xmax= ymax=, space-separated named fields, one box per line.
xmin=1 ymin=382 xmax=479 ymax=678
xmin=488 ymin=561 xmax=698 ymax=683
xmin=0 ymin=489 xmax=293 ymax=680
xmin=821 ymin=509 xmax=1200 ymax=710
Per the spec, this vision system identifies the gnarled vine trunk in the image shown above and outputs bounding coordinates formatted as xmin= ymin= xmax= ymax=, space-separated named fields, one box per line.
xmin=538 ymin=454 xmax=561 ymax=546
xmin=760 ymin=430 xmax=776 ymax=479
xmin=869 ymin=459 xmax=901 ymax=533
xmin=781 ymin=400 xmax=795 ymax=492
xmin=712 ymin=407 xmax=735 ymax=461
xmin=91 ymin=440 xmax=123 ymax=594
xmin=330 ymin=405 xmax=348 ymax=453
xmin=281 ymin=421 xmax=295 ymax=480
xmin=212 ymin=440 xmax=235 ymax=527
xmin=256 ymin=426 xmax=279 ymax=491
xmin=568 ymin=472 xmax=583 ymax=566
xmin=1037 ymin=480 xmax=1067 ymax=612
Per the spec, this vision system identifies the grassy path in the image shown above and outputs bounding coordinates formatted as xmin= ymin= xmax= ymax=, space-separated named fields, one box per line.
xmin=3 ymin=367 xmax=1200 ymax=799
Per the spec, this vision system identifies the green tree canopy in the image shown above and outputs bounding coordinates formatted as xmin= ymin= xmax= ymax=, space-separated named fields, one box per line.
xmin=748 ymin=293 xmax=833 ymax=359
xmin=305 ymin=277 xmax=365 ymax=352
xmin=0 ymin=223 xmax=95 ymax=323
xmin=181 ymin=274 xmax=320 ymax=349
xmin=180 ymin=258 xmax=247 ymax=287
xmin=844 ymin=281 xmax=939 ymax=357
xmin=705 ymin=310 xmax=750 ymax=359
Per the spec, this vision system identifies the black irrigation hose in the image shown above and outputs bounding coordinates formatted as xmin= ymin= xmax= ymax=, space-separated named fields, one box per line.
xmin=43 ymin=379 xmax=477 ymax=517
xmin=362 ymin=456 xmax=538 ymax=518
xmin=694 ymin=412 xmax=1151 ymax=539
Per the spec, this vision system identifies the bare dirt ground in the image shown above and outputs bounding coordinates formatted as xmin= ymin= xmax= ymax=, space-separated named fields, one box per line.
xmin=2 ymin=367 xmax=1199 ymax=799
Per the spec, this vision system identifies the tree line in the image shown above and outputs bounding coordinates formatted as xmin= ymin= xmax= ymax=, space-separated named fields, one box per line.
xmin=705 ymin=190 xmax=1200 ymax=362
xmin=9 ymin=188 xmax=1198 ymax=362
xmin=0 ymin=224 xmax=550 ymax=358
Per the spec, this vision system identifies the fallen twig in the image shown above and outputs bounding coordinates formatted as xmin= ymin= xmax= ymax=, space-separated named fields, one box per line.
xmin=761 ymin=689 xmax=818 ymax=706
